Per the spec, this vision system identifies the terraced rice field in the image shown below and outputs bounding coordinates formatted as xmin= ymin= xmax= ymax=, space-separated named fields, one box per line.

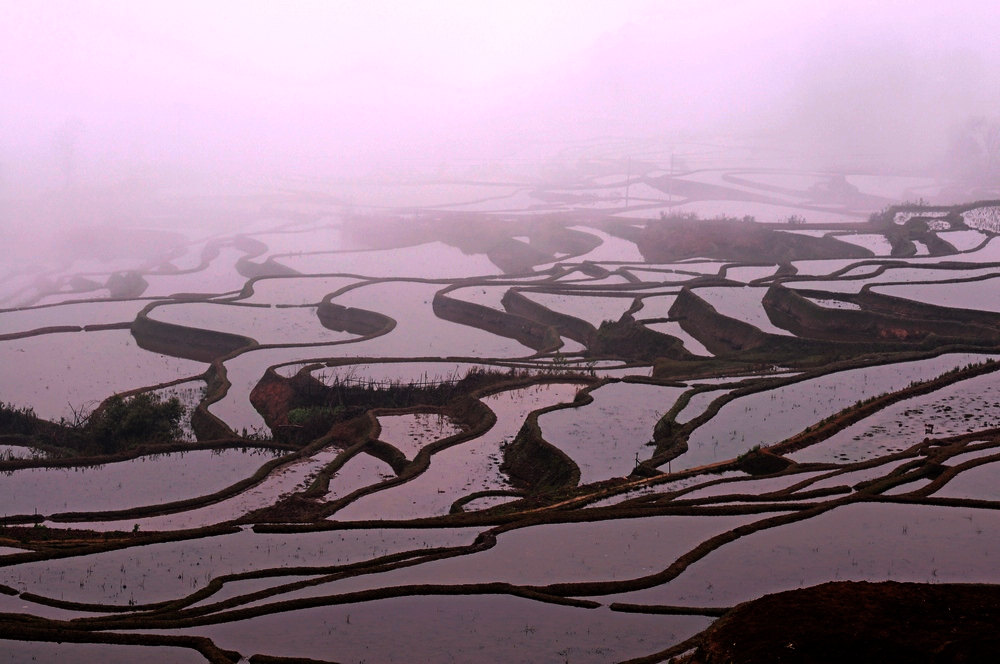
xmin=4 ymin=165 xmax=1000 ymax=662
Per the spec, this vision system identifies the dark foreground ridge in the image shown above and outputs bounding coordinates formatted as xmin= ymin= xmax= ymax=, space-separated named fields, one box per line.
xmin=678 ymin=580 xmax=1000 ymax=664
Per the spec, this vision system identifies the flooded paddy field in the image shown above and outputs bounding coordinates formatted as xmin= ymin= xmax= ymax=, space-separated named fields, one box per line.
xmin=677 ymin=354 xmax=994 ymax=470
xmin=0 ymin=300 xmax=150 ymax=337
xmin=645 ymin=320 xmax=714 ymax=356
xmin=334 ymin=280 xmax=537 ymax=357
xmin=2 ymin=448 xmax=278 ymax=518
xmin=539 ymin=382 xmax=685 ymax=483
xmin=149 ymin=301 xmax=351 ymax=345
xmin=0 ymin=330 xmax=206 ymax=421
xmin=0 ymin=641 xmax=205 ymax=664
xmin=238 ymin=275 xmax=361 ymax=305
xmin=517 ymin=291 xmax=634 ymax=326
xmin=278 ymin=242 xmax=500 ymax=278
xmin=609 ymin=503 xmax=1000 ymax=608
xmin=376 ymin=412 xmax=465 ymax=460
xmin=209 ymin=347 xmax=353 ymax=435
xmin=142 ymin=247 xmax=250 ymax=297
xmin=172 ymin=594 xmax=711 ymax=664
xmin=0 ymin=527 xmax=482 ymax=605
xmin=335 ymin=383 xmax=582 ymax=521
xmin=872 ymin=275 xmax=1000 ymax=312
xmin=689 ymin=285 xmax=794 ymax=335
xmin=4 ymin=179 xmax=1000 ymax=663
xmin=792 ymin=368 xmax=1000 ymax=464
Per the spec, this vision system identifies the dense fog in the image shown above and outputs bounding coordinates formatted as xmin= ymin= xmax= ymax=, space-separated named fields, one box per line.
xmin=1 ymin=1 xmax=998 ymax=220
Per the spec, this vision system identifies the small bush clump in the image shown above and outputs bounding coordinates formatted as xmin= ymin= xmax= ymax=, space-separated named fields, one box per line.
xmin=0 ymin=402 xmax=41 ymax=436
xmin=85 ymin=393 xmax=184 ymax=454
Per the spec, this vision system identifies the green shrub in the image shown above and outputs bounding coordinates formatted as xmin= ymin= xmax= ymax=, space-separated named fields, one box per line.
xmin=86 ymin=393 xmax=183 ymax=454
xmin=287 ymin=405 xmax=341 ymax=426
xmin=280 ymin=404 xmax=349 ymax=444
xmin=0 ymin=402 xmax=40 ymax=436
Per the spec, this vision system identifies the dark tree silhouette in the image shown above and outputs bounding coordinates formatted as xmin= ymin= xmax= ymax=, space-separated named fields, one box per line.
xmin=947 ymin=116 xmax=1000 ymax=186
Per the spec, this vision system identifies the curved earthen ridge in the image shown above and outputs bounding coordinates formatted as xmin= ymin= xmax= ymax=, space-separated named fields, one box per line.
xmin=432 ymin=287 xmax=562 ymax=352
xmin=131 ymin=302 xmax=258 ymax=363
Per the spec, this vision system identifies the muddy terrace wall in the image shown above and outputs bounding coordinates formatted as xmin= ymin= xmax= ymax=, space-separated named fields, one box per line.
xmin=316 ymin=298 xmax=395 ymax=336
xmin=637 ymin=218 xmax=874 ymax=263
xmin=131 ymin=304 xmax=257 ymax=363
xmin=669 ymin=288 xmax=771 ymax=354
xmin=432 ymin=290 xmax=560 ymax=352
xmin=764 ymin=284 xmax=1000 ymax=344
xmin=500 ymin=288 xmax=598 ymax=347
xmin=500 ymin=409 xmax=581 ymax=493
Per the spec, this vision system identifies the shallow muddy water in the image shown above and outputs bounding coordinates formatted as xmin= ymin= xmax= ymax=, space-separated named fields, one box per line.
xmin=334 ymin=383 xmax=582 ymax=520
xmin=691 ymin=285 xmax=793 ymax=335
xmin=377 ymin=412 xmax=464 ymax=459
xmin=174 ymin=594 xmax=711 ymax=664
xmin=539 ymin=382 xmax=685 ymax=483
xmin=678 ymin=354 xmax=993 ymax=470
xmin=611 ymin=503 xmax=1000 ymax=607
xmin=0 ymin=329 xmax=206 ymax=421
xmin=2 ymin=448 xmax=276 ymax=517
xmin=0 ymin=527 xmax=482 ymax=605
xmin=0 ymin=300 xmax=147 ymax=336
xmin=793 ymin=369 xmax=1000 ymax=464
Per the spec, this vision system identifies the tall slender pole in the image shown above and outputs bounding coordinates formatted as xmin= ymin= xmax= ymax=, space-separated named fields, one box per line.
xmin=625 ymin=156 xmax=632 ymax=209
xmin=669 ymin=151 xmax=674 ymax=203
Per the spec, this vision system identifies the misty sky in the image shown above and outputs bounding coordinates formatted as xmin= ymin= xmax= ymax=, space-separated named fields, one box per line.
xmin=2 ymin=0 xmax=999 ymax=191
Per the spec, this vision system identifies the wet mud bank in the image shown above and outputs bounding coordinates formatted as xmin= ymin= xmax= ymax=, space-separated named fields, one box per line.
xmin=132 ymin=305 xmax=256 ymax=363
xmin=433 ymin=289 xmax=561 ymax=352
xmin=676 ymin=580 xmax=1000 ymax=664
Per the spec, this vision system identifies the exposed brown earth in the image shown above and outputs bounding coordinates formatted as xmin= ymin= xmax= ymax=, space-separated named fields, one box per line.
xmin=678 ymin=581 xmax=1000 ymax=664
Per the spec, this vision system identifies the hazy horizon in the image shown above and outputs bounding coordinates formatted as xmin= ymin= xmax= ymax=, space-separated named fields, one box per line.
xmin=2 ymin=0 xmax=999 ymax=198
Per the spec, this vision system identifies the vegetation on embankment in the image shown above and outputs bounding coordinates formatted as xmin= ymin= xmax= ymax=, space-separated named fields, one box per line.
xmin=0 ymin=392 xmax=185 ymax=457
xmin=591 ymin=317 xmax=696 ymax=362
xmin=768 ymin=358 xmax=1000 ymax=455
xmin=636 ymin=215 xmax=873 ymax=263
xmin=240 ymin=366 xmax=604 ymax=520
xmin=250 ymin=364 xmax=593 ymax=447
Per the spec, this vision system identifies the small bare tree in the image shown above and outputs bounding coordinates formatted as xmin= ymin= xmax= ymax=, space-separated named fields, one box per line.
xmin=947 ymin=116 xmax=1000 ymax=186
